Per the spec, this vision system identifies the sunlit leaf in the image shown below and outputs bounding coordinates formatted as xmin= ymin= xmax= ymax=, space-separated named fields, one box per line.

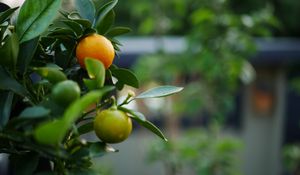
xmin=135 ymin=86 xmax=183 ymax=99
xmin=34 ymin=119 xmax=68 ymax=145
xmin=85 ymin=58 xmax=105 ymax=88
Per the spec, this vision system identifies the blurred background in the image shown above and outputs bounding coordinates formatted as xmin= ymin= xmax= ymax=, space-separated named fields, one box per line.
xmin=2 ymin=0 xmax=300 ymax=175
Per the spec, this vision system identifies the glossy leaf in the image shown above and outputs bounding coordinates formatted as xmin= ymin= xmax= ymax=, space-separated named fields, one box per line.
xmin=135 ymin=86 xmax=183 ymax=99
xmin=19 ymin=106 xmax=50 ymax=119
xmin=0 ymin=33 xmax=19 ymax=69
xmin=138 ymin=120 xmax=167 ymax=141
xmin=75 ymin=0 xmax=95 ymax=23
xmin=119 ymin=107 xmax=167 ymax=141
xmin=94 ymin=0 xmax=118 ymax=27
xmin=17 ymin=36 xmax=39 ymax=74
xmin=0 ymin=7 xmax=18 ymax=24
xmin=48 ymin=28 xmax=76 ymax=38
xmin=118 ymin=107 xmax=146 ymax=122
xmin=17 ymin=0 xmax=61 ymax=43
xmin=61 ymin=20 xmax=83 ymax=36
xmin=0 ymin=67 xmax=29 ymax=97
xmin=0 ymin=91 xmax=14 ymax=129
xmin=96 ymin=10 xmax=115 ymax=34
xmin=73 ymin=19 xmax=92 ymax=29
xmin=111 ymin=68 xmax=139 ymax=89
xmin=34 ymin=67 xmax=67 ymax=84
xmin=106 ymin=27 xmax=131 ymax=37
xmin=85 ymin=58 xmax=105 ymax=88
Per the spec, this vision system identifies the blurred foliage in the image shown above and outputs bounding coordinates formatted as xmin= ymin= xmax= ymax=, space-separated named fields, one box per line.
xmin=115 ymin=0 xmax=299 ymax=37
xmin=147 ymin=127 xmax=243 ymax=175
xmin=130 ymin=1 xmax=276 ymax=175
xmin=133 ymin=0 xmax=275 ymax=121
xmin=229 ymin=0 xmax=300 ymax=37
xmin=283 ymin=144 xmax=300 ymax=175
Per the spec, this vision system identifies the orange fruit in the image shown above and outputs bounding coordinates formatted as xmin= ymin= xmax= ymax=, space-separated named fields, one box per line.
xmin=76 ymin=34 xmax=115 ymax=69
xmin=94 ymin=108 xmax=132 ymax=143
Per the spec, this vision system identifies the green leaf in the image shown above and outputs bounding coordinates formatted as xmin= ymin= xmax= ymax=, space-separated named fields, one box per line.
xmin=78 ymin=121 xmax=94 ymax=135
xmin=61 ymin=20 xmax=83 ymax=36
xmin=73 ymin=19 xmax=92 ymax=29
xmin=48 ymin=28 xmax=76 ymax=38
xmin=17 ymin=36 xmax=39 ymax=74
xmin=83 ymin=79 xmax=97 ymax=91
xmin=139 ymin=120 xmax=167 ymax=141
xmin=94 ymin=0 xmax=118 ymax=27
xmin=85 ymin=58 xmax=105 ymax=88
xmin=111 ymin=68 xmax=139 ymax=89
xmin=119 ymin=107 xmax=167 ymax=141
xmin=118 ymin=107 xmax=146 ymax=121
xmin=96 ymin=10 xmax=115 ymax=34
xmin=0 ymin=91 xmax=14 ymax=129
xmin=106 ymin=27 xmax=131 ymax=37
xmin=19 ymin=106 xmax=50 ymax=119
xmin=34 ymin=87 xmax=114 ymax=145
xmin=34 ymin=67 xmax=67 ymax=84
xmin=135 ymin=86 xmax=183 ymax=99
xmin=63 ymin=87 xmax=113 ymax=124
xmin=0 ymin=33 xmax=19 ymax=69
xmin=0 ymin=67 xmax=29 ymax=97
xmin=0 ymin=7 xmax=19 ymax=24
xmin=75 ymin=0 xmax=95 ymax=23
xmin=89 ymin=142 xmax=117 ymax=158
xmin=34 ymin=119 xmax=68 ymax=146
xmin=17 ymin=0 xmax=61 ymax=43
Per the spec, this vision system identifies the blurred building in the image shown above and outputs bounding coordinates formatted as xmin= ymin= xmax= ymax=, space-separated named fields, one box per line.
xmin=115 ymin=37 xmax=300 ymax=175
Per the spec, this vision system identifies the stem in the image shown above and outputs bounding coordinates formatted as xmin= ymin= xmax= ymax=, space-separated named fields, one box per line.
xmin=110 ymin=96 xmax=117 ymax=110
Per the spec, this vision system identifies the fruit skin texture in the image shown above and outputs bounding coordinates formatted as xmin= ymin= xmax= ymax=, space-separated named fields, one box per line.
xmin=76 ymin=34 xmax=115 ymax=69
xmin=94 ymin=109 xmax=132 ymax=143
xmin=52 ymin=80 xmax=80 ymax=106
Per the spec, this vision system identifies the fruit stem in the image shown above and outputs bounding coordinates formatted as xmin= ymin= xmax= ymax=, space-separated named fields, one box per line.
xmin=118 ymin=90 xmax=135 ymax=106
xmin=110 ymin=96 xmax=118 ymax=110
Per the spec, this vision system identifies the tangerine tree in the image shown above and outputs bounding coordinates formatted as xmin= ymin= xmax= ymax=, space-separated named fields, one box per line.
xmin=0 ymin=0 xmax=182 ymax=174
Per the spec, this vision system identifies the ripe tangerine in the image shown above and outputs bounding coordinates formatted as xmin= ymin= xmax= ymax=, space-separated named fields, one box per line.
xmin=76 ymin=34 xmax=115 ymax=69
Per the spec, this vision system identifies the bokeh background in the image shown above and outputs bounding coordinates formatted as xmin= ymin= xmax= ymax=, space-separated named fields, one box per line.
xmin=1 ymin=0 xmax=300 ymax=175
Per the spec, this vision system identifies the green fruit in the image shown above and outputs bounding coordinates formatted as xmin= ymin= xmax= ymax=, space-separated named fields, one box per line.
xmin=52 ymin=80 xmax=80 ymax=106
xmin=94 ymin=108 xmax=132 ymax=143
